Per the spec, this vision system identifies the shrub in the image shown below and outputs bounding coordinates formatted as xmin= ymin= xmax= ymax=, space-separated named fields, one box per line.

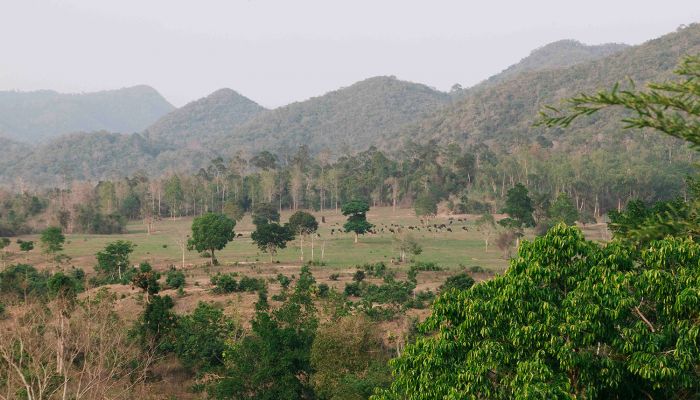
xmin=211 ymin=273 xmax=238 ymax=294
xmin=441 ymin=273 xmax=475 ymax=292
xmin=353 ymin=270 xmax=366 ymax=282
xmin=166 ymin=269 xmax=186 ymax=289
xmin=329 ymin=273 xmax=340 ymax=281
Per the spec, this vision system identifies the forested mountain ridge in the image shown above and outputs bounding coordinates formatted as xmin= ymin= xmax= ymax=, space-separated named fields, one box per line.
xmin=396 ymin=23 xmax=700 ymax=151
xmin=213 ymin=76 xmax=452 ymax=155
xmin=145 ymin=88 xmax=266 ymax=147
xmin=476 ymin=39 xmax=629 ymax=88
xmin=1 ymin=24 xmax=699 ymax=186
xmin=0 ymin=85 xmax=174 ymax=142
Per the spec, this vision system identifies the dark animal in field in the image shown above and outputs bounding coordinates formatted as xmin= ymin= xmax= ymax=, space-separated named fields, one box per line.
xmin=462 ymin=226 xmax=468 ymax=231
xmin=321 ymin=216 xmax=326 ymax=223
xmin=237 ymin=233 xmax=243 ymax=237
xmin=447 ymin=228 xmax=452 ymax=232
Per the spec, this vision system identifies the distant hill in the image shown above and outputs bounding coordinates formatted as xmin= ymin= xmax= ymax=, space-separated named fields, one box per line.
xmin=478 ymin=40 xmax=629 ymax=88
xmin=0 ymin=85 xmax=174 ymax=142
xmin=214 ymin=76 xmax=452 ymax=155
xmin=2 ymin=24 xmax=699 ymax=185
xmin=395 ymin=23 xmax=700 ymax=151
xmin=145 ymin=88 xmax=266 ymax=148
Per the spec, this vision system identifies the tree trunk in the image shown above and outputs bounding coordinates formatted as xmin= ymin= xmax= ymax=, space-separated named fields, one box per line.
xmin=211 ymin=249 xmax=215 ymax=265
xmin=300 ymin=235 xmax=304 ymax=262
xmin=354 ymin=232 xmax=358 ymax=244
xmin=311 ymin=236 xmax=314 ymax=262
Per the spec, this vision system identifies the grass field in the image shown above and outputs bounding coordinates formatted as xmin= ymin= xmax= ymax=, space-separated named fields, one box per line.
xmin=7 ymin=206 xmax=610 ymax=274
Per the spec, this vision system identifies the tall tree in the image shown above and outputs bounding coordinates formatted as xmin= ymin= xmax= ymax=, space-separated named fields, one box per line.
xmin=40 ymin=226 xmax=65 ymax=257
xmin=342 ymin=200 xmax=373 ymax=243
xmin=188 ymin=213 xmax=236 ymax=265
xmin=95 ymin=240 xmax=135 ymax=282
xmin=288 ymin=211 xmax=318 ymax=262
xmin=251 ymin=222 xmax=295 ymax=262
xmin=501 ymin=183 xmax=535 ymax=227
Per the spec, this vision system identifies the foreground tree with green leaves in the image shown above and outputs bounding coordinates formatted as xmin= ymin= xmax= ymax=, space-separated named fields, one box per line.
xmin=95 ymin=240 xmax=135 ymax=282
xmin=188 ymin=212 xmax=236 ymax=265
xmin=373 ymin=225 xmax=700 ymax=399
xmin=39 ymin=226 xmax=65 ymax=257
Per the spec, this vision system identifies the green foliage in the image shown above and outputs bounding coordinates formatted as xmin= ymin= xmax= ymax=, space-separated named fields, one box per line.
xmin=342 ymin=200 xmax=374 ymax=241
xmin=250 ymin=222 xmax=294 ymax=260
xmin=172 ymin=302 xmax=239 ymax=372
xmin=18 ymin=239 xmax=34 ymax=253
xmin=549 ymin=192 xmax=579 ymax=225
xmin=210 ymin=266 xmax=318 ymax=399
xmin=165 ymin=268 xmax=186 ymax=289
xmin=374 ymin=225 xmax=700 ymax=399
xmin=311 ymin=315 xmax=392 ymax=400
xmin=188 ymin=212 xmax=236 ymax=264
xmin=0 ymin=264 xmax=49 ymax=300
xmin=288 ymin=210 xmax=318 ymax=235
xmin=352 ymin=270 xmax=366 ymax=282
xmin=252 ymin=203 xmax=280 ymax=227
xmin=440 ymin=272 xmax=475 ymax=292
xmin=131 ymin=267 xmax=161 ymax=298
xmin=413 ymin=192 xmax=437 ymax=218
xmin=134 ymin=294 xmax=177 ymax=350
xmin=39 ymin=226 xmax=65 ymax=254
xmin=210 ymin=273 xmax=239 ymax=294
xmin=501 ymin=183 xmax=535 ymax=227
xmin=95 ymin=240 xmax=135 ymax=283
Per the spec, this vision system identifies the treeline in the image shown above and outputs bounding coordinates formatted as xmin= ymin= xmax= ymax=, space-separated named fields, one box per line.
xmin=0 ymin=135 xmax=693 ymax=235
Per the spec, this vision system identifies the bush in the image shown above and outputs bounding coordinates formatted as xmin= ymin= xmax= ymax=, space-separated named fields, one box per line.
xmin=317 ymin=283 xmax=330 ymax=298
xmin=329 ymin=273 xmax=340 ymax=281
xmin=276 ymin=274 xmax=291 ymax=289
xmin=238 ymin=276 xmax=266 ymax=292
xmin=353 ymin=270 xmax=366 ymax=282
xmin=344 ymin=282 xmax=362 ymax=297
xmin=166 ymin=269 xmax=186 ymax=289
xmin=441 ymin=273 xmax=475 ymax=292
xmin=361 ymin=262 xmax=387 ymax=277
xmin=211 ymin=273 xmax=238 ymax=294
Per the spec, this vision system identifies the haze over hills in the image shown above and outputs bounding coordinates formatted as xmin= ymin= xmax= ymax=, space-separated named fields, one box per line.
xmin=1 ymin=23 xmax=699 ymax=185
xmin=0 ymin=85 xmax=174 ymax=142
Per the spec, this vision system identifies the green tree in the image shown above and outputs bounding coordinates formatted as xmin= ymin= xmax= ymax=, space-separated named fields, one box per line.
xmin=394 ymin=233 xmax=422 ymax=263
xmin=288 ymin=210 xmax=318 ymax=261
xmin=222 ymin=200 xmax=245 ymax=221
xmin=95 ymin=240 xmax=135 ymax=282
xmin=413 ymin=192 xmax=437 ymax=223
xmin=40 ymin=226 xmax=65 ymax=256
xmin=211 ymin=266 xmax=318 ymax=399
xmin=549 ymin=192 xmax=579 ymax=225
xmin=131 ymin=263 xmax=160 ymax=303
xmin=252 ymin=202 xmax=280 ymax=227
xmin=501 ymin=183 xmax=535 ymax=227
xmin=172 ymin=302 xmax=239 ymax=372
xmin=374 ymin=225 xmax=700 ymax=399
xmin=342 ymin=200 xmax=374 ymax=243
xmin=188 ymin=212 xmax=236 ymax=265
xmin=311 ymin=315 xmax=391 ymax=400
xmin=251 ymin=222 xmax=294 ymax=262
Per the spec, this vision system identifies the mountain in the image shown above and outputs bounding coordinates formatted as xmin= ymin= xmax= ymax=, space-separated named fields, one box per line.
xmin=394 ymin=23 xmax=700 ymax=151
xmin=145 ymin=88 xmax=266 ymax=148
xmin=0 ymin=85 xmax=174 ymax=142
xmin=214 ymin=76 xmax=452 ymax=155
xmin=479 ymin=40 xmax=629 ymax=88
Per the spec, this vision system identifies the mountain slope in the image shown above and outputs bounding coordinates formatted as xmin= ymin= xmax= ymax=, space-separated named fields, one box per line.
xmin=216 ymin=76 xmax=452 ymax=154
xmin=145 ymin=88 xmax=266 ymax=148
xmin=481 ymin=40 xmax=629 ymax=87
xmin=397 ymin=23 xmax=700 ymax=151
xmin=0 ymin=85 xmax=174 ymax=142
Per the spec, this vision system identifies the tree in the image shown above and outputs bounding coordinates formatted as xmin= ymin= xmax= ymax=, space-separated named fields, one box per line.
xmin=250 ymin=150 xmax=278 ymax=171
xmin=252 ymin=202 xmax=280 ymax=227
xmin=95 ymin=240 xmax=135 ymax=282
xmin=131 ymin=263 xmax=160 ymax=303
xmin=40 ymin=226 xmax=65 ymax=257
xmin=549 ymin=192 xmax=579 ymax=225
xmin=342 ymin=200 xmax=374 ymax=243
xmin=373 ymin=225 xmax=700 ymax=399
xmin=211 ymin=266 xmax=318 ymax=399
xmin=413 ymin=192 xmax=437 ymax=224
xmin=251 ymin=222 xmax=295 ymax=262
xmin=188 ymin=212 xmax=236 ymax=265
xmin=394 ymin=233 xmax=422 ymax=263
xmin=539 ymin=54 xmax=700 ymax=242
xmin=172 ymin=301 xmax=240 ymax=372
xmin=288 ymin=210 xmax=318 ymax=262
xmin=474 ymin=213 xmax=496 ymax=252
xmin=501 ymin=183 xmax=535 ymax=227
xmin=223 ymin=200 xmax=245 ymax=221
xmin=311 ymin=315 xmax=391 ymax=400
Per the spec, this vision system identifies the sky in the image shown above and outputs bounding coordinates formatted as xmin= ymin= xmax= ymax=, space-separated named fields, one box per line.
xmin=0 ymin=0 xmax=698 ymax=108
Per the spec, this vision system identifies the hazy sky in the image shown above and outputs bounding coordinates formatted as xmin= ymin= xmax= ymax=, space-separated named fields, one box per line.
xmin=1 ymin=0 xmax=698 ymax=108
